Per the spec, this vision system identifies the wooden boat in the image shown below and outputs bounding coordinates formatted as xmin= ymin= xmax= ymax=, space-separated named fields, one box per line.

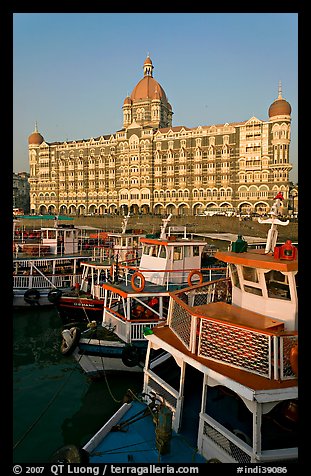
xmin=64 ymin=194 xmax=298 ymax=464
xmin=60 ymin=214 xmax=227 ymax=375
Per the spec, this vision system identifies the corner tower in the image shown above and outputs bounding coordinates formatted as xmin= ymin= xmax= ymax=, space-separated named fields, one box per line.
xmin=122 ymin=55 xmax=173 ymax=129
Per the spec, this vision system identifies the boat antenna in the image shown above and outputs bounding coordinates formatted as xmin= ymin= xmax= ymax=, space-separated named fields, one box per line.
xmin=258 ymin=192 xmax=289 ymax=254
xmin=121 ymin=213 xmax=131 ymax=234
xmin=160 ymin=214 xmax=172 ymax=239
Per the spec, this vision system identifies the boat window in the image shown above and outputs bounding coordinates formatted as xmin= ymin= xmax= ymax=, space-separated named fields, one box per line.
xmin=151 ymin=245 xmax=159 ymax=257
xmin=47 ymin=230 xmax=56 ymax=239
xmin=265 ymin=270 xmax=291 ymax=300
xmin=173 ymin=246 xmax=182 ymax=260
xmin=230 ymin=264 xmax=240 ymax=289
xmin=159 ymin=246 xmax=166 ymax=258
xmin=244 ymin=285 xmax=263 ymax=296
xmin=193 ymin=245 xmax=200 ymax=257
xmin=143 ymin=244 xmax=152 ymax=255
xmin=242 ymin=266 xmax=258 ymax=283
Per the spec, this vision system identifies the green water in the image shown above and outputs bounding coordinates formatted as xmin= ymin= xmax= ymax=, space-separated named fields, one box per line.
xmin=13 ymin=307 xmax=143 ymax=463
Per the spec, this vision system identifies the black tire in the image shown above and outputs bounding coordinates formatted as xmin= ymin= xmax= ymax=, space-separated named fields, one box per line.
xmin=61 ymin=327 xmax=81 ymax=356
xmin=24 ymin=288 xmax=40 ymax=305
xmin=48 ymin=288 xmax=63 ymax=303
xmin=121 ymin=344 xmax=141 ymax=367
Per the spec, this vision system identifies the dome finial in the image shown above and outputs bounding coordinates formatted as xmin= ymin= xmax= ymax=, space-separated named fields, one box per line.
xmin=278 ymin=80 xmax=282 ymax=99
xmin=34 ymin=121 xmax=38 ymax=132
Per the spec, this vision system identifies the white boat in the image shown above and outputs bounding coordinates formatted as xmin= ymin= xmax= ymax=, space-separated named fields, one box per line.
xmin=13 ymin=221 xmax=95 ymax=308
xmin=60 ymin=214 xmax=228 ymax=375
xmin=65 ymin=195 xmax=298 ymax=464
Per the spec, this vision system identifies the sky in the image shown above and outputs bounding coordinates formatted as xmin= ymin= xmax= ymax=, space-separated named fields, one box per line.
xmin=13 ymin=12 xmax=298 ymax=183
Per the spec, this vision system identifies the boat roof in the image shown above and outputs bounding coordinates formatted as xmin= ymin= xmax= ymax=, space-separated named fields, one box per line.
xmin=140 ymin=237 xmax=206 ymax=246
xmin=13 ymin=254 xmax=92 ymax=263
xmin=215 ymin=249 xmax=298 ymax=272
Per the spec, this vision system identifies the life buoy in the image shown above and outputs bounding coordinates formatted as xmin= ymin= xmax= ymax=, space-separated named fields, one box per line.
xmin=50 ymin=444 xmax=89 ymax=463
xmin=289 ymin=344 xmax=298 ymax=376
xmin=187 ymin=270 xmax=204 ymax=287
xmin=48 ymin=288 xmax=63 ymax=303
xmin=61 ymin=327 xmax=81 ymax=355
xmin=131 ymin=271 xmax=145 ymax=292
xmin=24 ymin=288 xmax=40 ymax=305
xmin=121 ymin=344 xmax=141 ymax=367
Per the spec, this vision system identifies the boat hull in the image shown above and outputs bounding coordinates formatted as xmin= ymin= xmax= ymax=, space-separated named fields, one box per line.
xmin=56 ymin=297 xmax=105 ymax=323
xmin=72 ymin=339 xmax=147 ymax=376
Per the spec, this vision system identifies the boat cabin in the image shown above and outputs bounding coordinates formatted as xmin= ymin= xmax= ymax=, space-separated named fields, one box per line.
xmin=216 ymin=244 xmax=298 ymax=331
xmin=108 ymin=232 xmax=143 ymax=263
xmin=139 ymin=237 xmax=206 ymax=285
xmin=40 ymin=225 xmax=79 ymax=255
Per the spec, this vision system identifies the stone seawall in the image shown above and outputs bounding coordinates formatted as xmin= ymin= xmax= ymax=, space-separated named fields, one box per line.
xmin=18 ymin=214 xmax=298 ymax=243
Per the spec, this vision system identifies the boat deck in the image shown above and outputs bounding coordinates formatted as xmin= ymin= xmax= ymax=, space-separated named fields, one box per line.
xmin=87 ymin=400 xmax=206 ymax=464
xmin=151 ymin=325 xmax=297 ymax=392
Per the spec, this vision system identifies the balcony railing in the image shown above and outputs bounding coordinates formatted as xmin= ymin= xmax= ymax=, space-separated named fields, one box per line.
xmin=167 ymin=280 xmax=297 ymax=381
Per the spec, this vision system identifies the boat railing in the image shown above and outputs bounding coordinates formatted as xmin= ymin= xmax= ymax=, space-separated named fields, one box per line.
xmin=198 ymin=412 xmax=297 ymax=463
xmin=13 ymin=273 xmax=82 ymax=290
xmin=104 ymin=306 xmax=164 ymax=343
xmin=144 ymin=367 xmax=179 ymax=416
xmin=167 ymin=280 xmax=297 ymax=381
xmin=117 ymin=264 xmax=227 ymax=290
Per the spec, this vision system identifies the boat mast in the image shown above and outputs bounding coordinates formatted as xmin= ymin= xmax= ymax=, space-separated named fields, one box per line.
xmin=258 ymin=192 xmax=289 ymax=253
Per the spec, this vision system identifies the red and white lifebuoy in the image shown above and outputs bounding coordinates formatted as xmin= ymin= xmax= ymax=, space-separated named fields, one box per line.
xmin=131 ymin=271 xmax=145 ymax=292
xmin=187 ymin=270 xmax=204 ymax=287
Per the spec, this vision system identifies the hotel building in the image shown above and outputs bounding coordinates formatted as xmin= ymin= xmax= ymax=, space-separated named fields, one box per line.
xmin=28 ymin=56 xmax=293 ymax=216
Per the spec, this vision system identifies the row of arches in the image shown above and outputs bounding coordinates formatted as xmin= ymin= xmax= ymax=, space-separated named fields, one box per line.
xmin=35 ymin=200 xmax=272 ymax=217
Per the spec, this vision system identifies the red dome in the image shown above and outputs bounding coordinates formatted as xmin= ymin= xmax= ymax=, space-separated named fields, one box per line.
xmin=268 ymin=98 xmax=291 ymax=118
xmin=123 ymin=96 xmax=132 ymax=106
xmin=28 ymin=131 xmax=44 ymax=145
xmin=130 ymin=76 xmax=168 ymax=104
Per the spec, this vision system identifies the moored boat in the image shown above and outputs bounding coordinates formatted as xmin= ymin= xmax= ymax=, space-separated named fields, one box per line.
xmin=64 ymin=194 xmax=298 ymax=464
xmin=13 ymin=222 xmax=97 ymax=308
xmin=50 ymin=214 xmax=145 ymax=322
xmin=60 ymin=214 xmax=227 ymax=375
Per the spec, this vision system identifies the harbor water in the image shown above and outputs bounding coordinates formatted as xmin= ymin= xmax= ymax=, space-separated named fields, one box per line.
xmin=13 ymin=306 xmax=143 ymax=463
